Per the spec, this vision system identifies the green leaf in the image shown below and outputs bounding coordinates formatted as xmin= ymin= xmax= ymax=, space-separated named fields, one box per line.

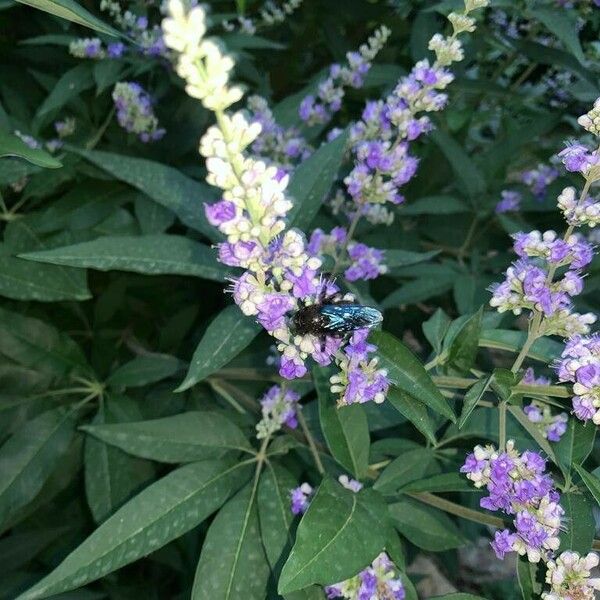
xmin=258 ymin=464 xmax=297 ymax=570
xmin=0 ymin=407 xmax=75 ymax=530
xmin=73 ymin=148 xmax=218 ymax=239
xmin=0 ymin=129 xmax=61 ymax=168
xmin=559 ymin=492 xmax=594 ymax=554
xmin=314 ymin=366 xmax=370 ymax=478
xmin=15 ymin=0 xmax=122 ymax=36
xmin=374 ymin=448 xmax=434 ymax=494
xmin=422 ymin=308 xmax=451 ymax=354
xmin=555 ymin=418 xmax=596 ymax=477
xmin=430 ymin=129 xmax=486 ymax=201
xmin=84 ymin=399 xmax=154 ymax=523
xmin=0 ymin=306 xmax=89 ymax=377
xmin=192 ymin=483 xmax=270 ymax=600
xmin=287 ymin=130 xmax=348 ymax=230
xmin=479 ymin=329 xmax=564 ymax=363
xmin=81 ymin=411 xmax=252 ymax=463
xmin=385 ymin=249 xmax=440 ymax=268
xmin=16 ymin=459 xmax=252 ymax=600
xmin=400 ymin=472 xmax=476 ymax=494
xmin=533 ymin=8 xmax=585 ymax=64
xmin=372 ymin=330 xmax=455 ymax=422
xmin=36 ymin=64 xmax=95 ymax=119
xmin=134 ymin=194 xmax=176 ymax=234
xmin=381 ymin=275 xmax=455 ymax=308
xmin=177 ymin=305 xmax=262 ymax=392
xmin=399 ymin=196 xmax=469 ymax=215
xmin=389 ymin=498 xmax=466 ymax=552
xmin=21 ymin=235 xmax=230 ymax=282
xmin=386 ymin=388 xmax=437 ymax=445
xmin=430 ymin=595 xmax=487 ymax=600
xmin=0 ymin=249 xmax=90 ymax=302
xmin=446 ymin=307 xmax=483 ymax=374
xmin=107 ymin=355 xmax=182 ymax=388
xmin=574 ymin=464 xmax=600 ymax=506
xmin=517 ymin=556 xmax=541 ymax=600
xmin=278 ymin=478 xmax=386 ymax=593
xmin=459 ymin=375 xmax=492 ymax=429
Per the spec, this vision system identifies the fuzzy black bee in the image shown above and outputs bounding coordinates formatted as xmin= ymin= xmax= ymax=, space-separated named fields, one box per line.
xmin=291 ymin=293 xmax=383 ymax=338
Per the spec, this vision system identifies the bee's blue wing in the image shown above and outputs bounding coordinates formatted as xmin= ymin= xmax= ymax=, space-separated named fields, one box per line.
xmin=320 ymin=304 xmax=382 ymax=333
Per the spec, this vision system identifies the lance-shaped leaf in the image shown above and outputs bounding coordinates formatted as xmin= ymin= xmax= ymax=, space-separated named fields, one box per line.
xmin=278 ymin=478 xmax=386 ymax=594
xmin=36 ymin=64 xmax=95 ymax=120
xmin=314 ymin=366 xmax=370 ymax=478
xmin=445 ymin=307 xmax=483 ymax=374
xmin=81 ymin=411 xmax=252 ymax=463
xmin=258 ymin=464 xmax=297 ymax=570
xmin=559 ymin=492 xmax=594 ymax=555
xmin=459 ymin=375 xmax=492 ymax=429
xmin=517 ymin=556 xmax=541 ymax=600
xmin=16 ymin=459 xmax=252 ymax=600
xmin=107 ymin=354 xmax=183 ymax=389
xmin=15 ymin=0 xmax=122 ymax=36
xmin=21 ymin=235 xmax=231 ymax=282
xmin=389 ymin=498 xmax=466 ymax=552
xmin=0 ymin=129 xmax=61 ymax=168
xmin=574 ymin=464 xmax=600 ymax=507
xmin=555 ymin=417 xmax=596 ymax=477
xmin=177 ymin=305 xmax=262 ymax=392
xmin=387 ymin=387 xmax=437 ymax=444
xmin=371 ymin=330 xmax=455 ymax=422
xmin=84 ymin=399 xmax=155 ymax=523
xmin=479 ymin=329 xmax=563 ymax=363
xmin=192 ymin=483 xmax=270 ymax=600
xmin=73 ymin=148 xmax=218 ymax=239
xmin=0 ymin=407 xmax=75 ymax=530
xmin=0 ymin=306 xmax=90 ymax=377
xmin=400 ymin=472 xmax=476 ymax=494
xmin=374 ymin=447 xmax=435 ymax=494
xmin=287 ymin=130 xmax=348 ymax=230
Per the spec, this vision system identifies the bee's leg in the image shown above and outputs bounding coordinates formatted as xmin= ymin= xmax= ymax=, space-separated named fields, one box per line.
xmin=320 ymin=335 xmax=327 ymax=354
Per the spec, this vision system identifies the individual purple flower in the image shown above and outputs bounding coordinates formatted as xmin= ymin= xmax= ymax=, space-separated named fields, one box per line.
xmin=204 ymin=200 xmax=237 ymax=226
xmin=558 ymin=142 xmax=598 ymax=174
xmin=256 ymin=385 xmax=301 ymax=438
xmin=290 ymin=483 xmax=314 ymax=515
xmin=496 ymin=190 xmax=522 ymax=214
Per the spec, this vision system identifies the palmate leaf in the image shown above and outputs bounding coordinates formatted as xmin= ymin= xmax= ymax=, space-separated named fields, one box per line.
xmin=20 ymin=235 xmax=231 ymax=282
xmin=314 ymin=366 xmax=370 ymax=478
xmin=0 ymin=407 xmax=76 ymax=532
xmin=177 ymin=305 xmax=262 ymax=392
xmin=278 ymin=477 xmax=386 ymax=594
xmin=81 ymin=411 xmax=253 ymax=463
xmin=16 ymin=459 xmax=253 ymax=600
xmin=192 ymin=482 xmax=270 ymax=600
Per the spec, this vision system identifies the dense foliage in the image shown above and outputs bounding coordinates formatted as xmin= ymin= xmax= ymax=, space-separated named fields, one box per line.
xmin=1 ymin=0 xmax=600 ymax=599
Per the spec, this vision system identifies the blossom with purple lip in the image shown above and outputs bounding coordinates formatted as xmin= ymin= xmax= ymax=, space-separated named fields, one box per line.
xmin=496 ymin=190 xmax=522 ymax=214
xmin=521 ymin=164 xmax=559 ymax=200
xmin=256 ymin=385 xmax=301 ymax=438
xmin=112 ymin=82 xmax=165 ymax=142
xmin=289 ymin=483 xmax=313 ymax=515
xmin=558 ymin=142 xmax=598 ymax=174
xmin=69 ymin=37 xmax=105 ymax=59
xmin=298 ymin=26 xmax=391 ymax=127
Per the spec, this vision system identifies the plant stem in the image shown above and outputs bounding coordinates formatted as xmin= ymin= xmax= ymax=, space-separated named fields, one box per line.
xmin=297 ymin=409 xmax=325 ymax=474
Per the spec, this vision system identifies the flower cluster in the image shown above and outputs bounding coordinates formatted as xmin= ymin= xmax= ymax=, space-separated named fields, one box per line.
xmin=489 ymin=230 xmax=596 ymax=337
xmin=290 ymin=482 xmax=313 ymax=514
xmin=495 ymin=190 xmax=522 ymax=214
xmin=163 ymin=0 xmax=388 ymax=405
xmin=223 ymin=0 xmax=303 ymax=35
xmin=558 ymin=141 xmax=599 ymax=176
xmin=555 ymin=334 xmax=600 ymax=424
xmin=255 ymin=385 xmax=300 ymax=438
xmin=520 ymin=164 xmax=559 ymax=200
xmin=308 ymin=227 xmax=387 ymax=282
xmin=521 ymin=369 xmax=568 ymax=442
xmin=461 ymin=441 xmax=563 ymax=563
xmin=112 ymin=82 xmax=165 ymax=142
xmin=54 ymin=117 xmax=76 ymax=138
xmin=69 ymin=37 xmax=125 ymax=59
xmin=558 ymin=186 xmax=600 ymax=228
xmin=247 ymin=95 xmax=311 ymax=166
xmin=325 ymin=553 xmax=405 ymax=600
xmin=342 ymin=0 xmax=488 ymax=226
xmin=542 ymin=551 xmax=600 ymax=600
xmin=299 ymin=26 xmax=391 ymax=126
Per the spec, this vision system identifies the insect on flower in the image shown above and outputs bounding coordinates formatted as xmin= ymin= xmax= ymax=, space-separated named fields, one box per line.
xmin=291 ymin=288 xmax=383 ymax=339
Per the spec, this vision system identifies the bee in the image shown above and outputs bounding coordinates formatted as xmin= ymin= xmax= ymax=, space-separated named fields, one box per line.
xmin=291 ymin=291 xmax=383 ymax=339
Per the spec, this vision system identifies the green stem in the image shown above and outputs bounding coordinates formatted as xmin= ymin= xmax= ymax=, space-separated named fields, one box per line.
xmin=297 ymin=409 xmax=325 ymax=474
